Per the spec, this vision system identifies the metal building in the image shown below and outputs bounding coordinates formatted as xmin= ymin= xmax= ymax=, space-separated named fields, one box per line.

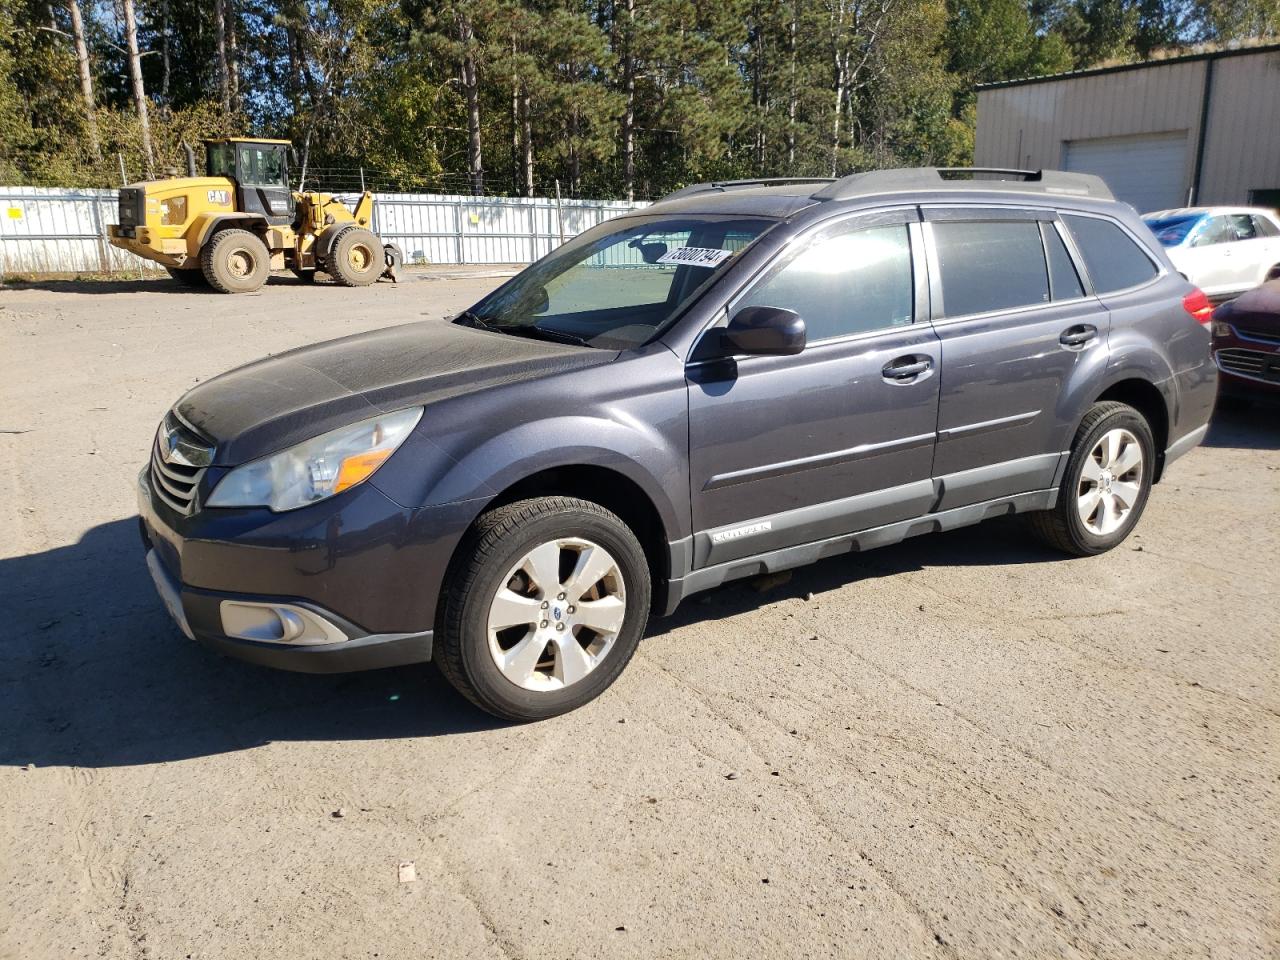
xmin=975 ymin=44 xmax=1280 ymax=214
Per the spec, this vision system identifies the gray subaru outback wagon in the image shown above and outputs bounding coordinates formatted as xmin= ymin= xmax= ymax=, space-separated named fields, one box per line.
xmin=139 ymin=168 xmax=1216 ymax=720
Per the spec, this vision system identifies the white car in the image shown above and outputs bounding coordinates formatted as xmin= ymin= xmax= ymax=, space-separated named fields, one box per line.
xmin=1144 ymin=206 xmax=1280 ymax=298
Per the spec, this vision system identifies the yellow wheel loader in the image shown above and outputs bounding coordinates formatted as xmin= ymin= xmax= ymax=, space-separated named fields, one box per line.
xmin=107 ymin=138 xmax=402 ymax=293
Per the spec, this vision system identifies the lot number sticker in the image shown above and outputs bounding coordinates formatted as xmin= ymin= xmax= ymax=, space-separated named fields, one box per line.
xmin=656 ymin=246 xmax=734 ymax=268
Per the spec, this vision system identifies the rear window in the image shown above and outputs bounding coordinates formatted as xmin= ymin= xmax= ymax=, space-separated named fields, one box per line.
xmin=1063 ymin=215 xmax=1158 ymax=293
xmin=1144 ymin=214 xmax=1204 ymax=247
xmin=933 ymin=220 xmax=1049 ymax=317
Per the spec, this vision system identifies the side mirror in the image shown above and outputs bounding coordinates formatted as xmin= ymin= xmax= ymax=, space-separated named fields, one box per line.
xmin=724 ymin=305 xmax=806 ymax=356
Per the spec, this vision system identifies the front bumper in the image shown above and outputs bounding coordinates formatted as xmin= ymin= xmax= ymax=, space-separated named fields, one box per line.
xmin=137 ymin=468 xmax=475 ymax=673
xmin=1212 ymin=328 xmax=1280 ymax=395
xmin=142 ymin=544 xmax=432 ymax=672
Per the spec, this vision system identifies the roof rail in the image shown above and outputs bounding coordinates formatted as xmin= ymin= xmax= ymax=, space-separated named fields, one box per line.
xmin=659 ymin=177 xmax=836 ymax=202
xmin=811 ymin=167 xmax=1113 ymax=202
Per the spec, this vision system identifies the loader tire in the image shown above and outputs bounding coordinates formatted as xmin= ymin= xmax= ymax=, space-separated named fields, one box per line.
xmin=201 ymin=228 xmax=270 ymax=294
xmin=328 ymin=228 xmax=383 ymax=287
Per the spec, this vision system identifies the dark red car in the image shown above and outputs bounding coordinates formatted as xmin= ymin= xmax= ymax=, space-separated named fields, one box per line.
xmin=1212 ymin=280 xmax=1280 ymax=397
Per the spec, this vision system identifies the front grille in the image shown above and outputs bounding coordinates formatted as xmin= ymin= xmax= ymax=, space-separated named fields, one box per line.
xmin=149 ymin=412 xmax=213 ymax=515
xmin=1216 ymin=347 xmax=1280 ymax=383
xmin=1235 ymin=325 xmax=1280 ymax=346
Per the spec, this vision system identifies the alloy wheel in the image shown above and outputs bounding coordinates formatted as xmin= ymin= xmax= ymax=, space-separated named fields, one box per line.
xmin=1077 ymin=427 xmax=1144 ymax=536
xmin=486 ymin=538 xmax=627 ymax=691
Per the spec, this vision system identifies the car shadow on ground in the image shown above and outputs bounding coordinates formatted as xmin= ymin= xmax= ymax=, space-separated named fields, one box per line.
xmin=4 ymin=406 xmax=1274 ymax=770
xmin=0 ymin=518 xmax=508 ymax=772
xmin=1202 ymin=397 xmax=1280 ymax=450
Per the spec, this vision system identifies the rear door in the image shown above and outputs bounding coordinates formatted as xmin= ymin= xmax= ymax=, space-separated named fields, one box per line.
xmin=1183 ymin=215 xmax=1241 ymax=294
xmin=686 ymin=209 xmax=941 ymax=568
xmin=923 ymin=208 xmax=1108 ymax=509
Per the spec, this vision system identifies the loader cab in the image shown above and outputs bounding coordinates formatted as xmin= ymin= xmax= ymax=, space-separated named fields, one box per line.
xmin=205 ymin=138 xmax=295 ymax=226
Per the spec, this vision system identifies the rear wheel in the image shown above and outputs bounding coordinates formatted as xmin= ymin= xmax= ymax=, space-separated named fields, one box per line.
xmin=201 ymin=228 xmax=270 ymax=294
xmin=436 ymin=497 xmax=651 ymax=721
xmin=1266 ymin=264 xmax=1280 ymax=282
xmin=1028 ymin=401 xmax=1155 ymax=556
xmin=327 ymin=228 xmax=383 ymax=287
xmin=166 ymin=266 xmax=207 ymax=288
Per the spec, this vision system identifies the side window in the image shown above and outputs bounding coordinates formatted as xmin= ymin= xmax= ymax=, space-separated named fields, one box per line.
xmin=1253 ymin=215 xmax=1280 ymax=238
xmin=237 ymin=147 xmax=284 ymax=186
xmin=1193 ymin=216 xmax=1234 ymax=246
xmin=932 ymin=220 xmax=1049 ymax=317
xmin=1043 ymin=222 xmax=1084 ymax=300
xmin=1229 ymin=214 xmax=1257 ymax=240
xmin=1062 ymin=215 xmax=1159 ymax=294
xmin=737 ymin=223 xmax=913 ymax=342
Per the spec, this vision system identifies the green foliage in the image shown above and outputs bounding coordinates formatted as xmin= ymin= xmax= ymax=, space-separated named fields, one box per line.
xmin=0 ymin=0 xmax=1274 ymax=194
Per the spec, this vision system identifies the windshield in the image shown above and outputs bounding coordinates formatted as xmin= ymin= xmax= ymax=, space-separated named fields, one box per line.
xmin=463 ymin=214 xmax=776 ymax=348
xmin=1144 ymin=214 xmax=1205 ymax=247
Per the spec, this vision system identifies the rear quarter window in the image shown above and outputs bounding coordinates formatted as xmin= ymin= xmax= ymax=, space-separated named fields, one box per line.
xmin=1252 ymin=215 xmax=1280 ymax=238
xmin=1063 ymin=215 xmax=1159 ymax=293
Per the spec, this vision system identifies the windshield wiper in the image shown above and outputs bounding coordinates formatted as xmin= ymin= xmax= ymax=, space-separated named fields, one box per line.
xmin=454 ymin=309 xmax=494 ymax=329
xmin=493 ymin=324 xmax=595 ymax=348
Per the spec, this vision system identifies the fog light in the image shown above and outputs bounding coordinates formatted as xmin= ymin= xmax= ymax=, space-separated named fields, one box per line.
xmin=220 ymin=600 xmax=348 ymax=645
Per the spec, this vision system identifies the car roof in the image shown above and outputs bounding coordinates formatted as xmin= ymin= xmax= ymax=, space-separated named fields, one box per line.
xmin=643 ymin=168 xmax=1118 ymax=220
xmin=1145 ymin=206 xmax=1277 ymax=219
xmin=635 ymin=184 xmax=823 ymax=219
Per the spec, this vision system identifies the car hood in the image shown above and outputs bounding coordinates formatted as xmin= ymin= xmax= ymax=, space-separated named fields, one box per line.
xmin=175 ymin=320 xmax=614 ymax=464
xmin=1214 ymin=279 xmax=1280 ymax=329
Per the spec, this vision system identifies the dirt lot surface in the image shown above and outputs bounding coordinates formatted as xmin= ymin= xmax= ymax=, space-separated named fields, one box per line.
xmin=2 ymin=271 xmax=1277 ymax=960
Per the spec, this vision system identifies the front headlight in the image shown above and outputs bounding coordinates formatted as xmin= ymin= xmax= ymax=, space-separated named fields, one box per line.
xmin=206 ymin=407 xmax=423 ymax=512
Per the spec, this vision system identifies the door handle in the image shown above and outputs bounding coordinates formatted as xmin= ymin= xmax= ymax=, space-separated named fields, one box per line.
xmin=882 ymin=356 xmax=932 ymax=382
xmin=1059 ymin=325 xmax=1097 ymax=349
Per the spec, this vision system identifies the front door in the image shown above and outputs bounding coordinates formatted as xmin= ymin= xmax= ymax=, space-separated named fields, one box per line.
xmin=687 ymin=210 xmax=941 ymax=568
xmin=235 ymin=144 xmax=295 ymax=225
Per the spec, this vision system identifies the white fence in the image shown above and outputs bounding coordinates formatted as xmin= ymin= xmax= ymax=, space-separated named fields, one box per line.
xmin=0 ymin=186 xmax=648 ymax=275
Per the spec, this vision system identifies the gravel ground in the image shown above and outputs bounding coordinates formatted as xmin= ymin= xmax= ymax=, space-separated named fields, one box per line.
xmin=1 ymin=270 xmax=1277 ymax=960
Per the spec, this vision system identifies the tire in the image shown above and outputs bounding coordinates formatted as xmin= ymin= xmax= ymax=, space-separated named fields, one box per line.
xmin=1028 ymin=401 xmax=1155 ymax=557
xmin=166 ymin=266 xmax=207 ymax=288
xmin=1266 ymin=264 xmax=1280 ymax=282
xmin=436 ymin=497 xmax=652 ymax=721
xmin=327 ymin=228 xmax=383 ymax=287
xmin=200 ymin=228 xmax=270 ymax=294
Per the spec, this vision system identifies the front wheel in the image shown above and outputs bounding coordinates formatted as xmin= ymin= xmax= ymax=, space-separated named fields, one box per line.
xmin=327 ymin=228 xmax=383 ymax=287
xmin=436 ymin=497 xmax=651 ymax=721
xmin=1028 ymin=401 xmax=1155 ymax=556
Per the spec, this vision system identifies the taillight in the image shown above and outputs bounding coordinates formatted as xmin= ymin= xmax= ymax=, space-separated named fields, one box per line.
xmin=1183 ymin=288 xmax=1213 ymax=325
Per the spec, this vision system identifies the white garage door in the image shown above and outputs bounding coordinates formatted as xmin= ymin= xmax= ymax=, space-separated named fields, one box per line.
xmin=1063 ymin=132 xmax=1188 ymax=214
